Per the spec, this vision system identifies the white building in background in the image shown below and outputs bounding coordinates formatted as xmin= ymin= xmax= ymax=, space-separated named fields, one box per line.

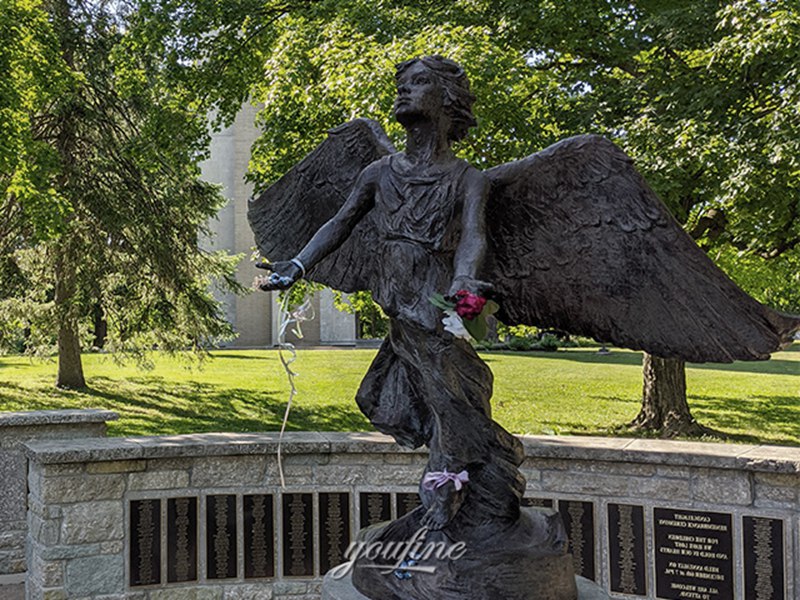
xmin=200 ymin=104 xmax=357 ymax=347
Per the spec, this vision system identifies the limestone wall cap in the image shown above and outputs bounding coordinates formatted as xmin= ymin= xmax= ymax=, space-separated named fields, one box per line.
xmin=20 ymin=430 xmax=800 ymax=475
xmin=0 ymin=408 xmax=119 ymax=428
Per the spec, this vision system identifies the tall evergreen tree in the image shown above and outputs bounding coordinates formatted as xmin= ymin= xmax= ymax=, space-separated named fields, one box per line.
xmin=0 ymin=0 xmax=243 ymax=387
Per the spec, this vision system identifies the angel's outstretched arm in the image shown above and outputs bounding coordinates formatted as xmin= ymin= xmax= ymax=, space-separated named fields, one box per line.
xmin=449 ymin=167 xmax=491 ymax=296
xmin=296 ymin=162 xmax=379 ymax=268
xmin=259 ymin=162 xmax=380 ymax=290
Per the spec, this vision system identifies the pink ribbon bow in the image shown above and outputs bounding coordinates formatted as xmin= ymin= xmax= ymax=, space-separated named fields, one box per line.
xmin=422 ymin=469 xmax=469 ymax=491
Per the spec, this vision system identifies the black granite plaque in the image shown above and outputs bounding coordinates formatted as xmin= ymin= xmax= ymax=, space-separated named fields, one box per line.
xmin=608 ymin=503 xmax=646 ymax=596
xmin=167 ymin=497 xmax=197 ymax=583
xmin=743 ymin=516 xmax=785 ymax=600
xmin=522 ymin=497 xmax=554 ymax=508
xmin=319 ymin=492 xmax=352 ymax=573
xmin=244 ymin=494 xmax=275 ymax=579
xmin=359 ymin=492 xmax=391 ymax=528
xmin=654 ymin=507 xmax=733 ymax=600
xmin=559 ymin=500 xmax=595 ymax=581
xmin=130 ymin=499 xmax=161 ymax=586
xmin=282 ymin=492 xmax=314 ymax=577
xmin=396 ymin=492 xmax=422 ymax=517
xmin=206 ymin=495 xmax=237 ymax=579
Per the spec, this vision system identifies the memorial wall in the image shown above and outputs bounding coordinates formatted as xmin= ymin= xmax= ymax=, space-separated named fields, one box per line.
xmin=22 ymin=431 xmax=800 ymax=599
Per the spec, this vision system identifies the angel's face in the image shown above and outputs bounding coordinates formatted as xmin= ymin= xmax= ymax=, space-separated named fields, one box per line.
xmin=394 ymin=62 xmax=444 ymax=125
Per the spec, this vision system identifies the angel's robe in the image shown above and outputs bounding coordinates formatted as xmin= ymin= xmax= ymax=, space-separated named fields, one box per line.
xmin=354 ymin=155 xmax=526 ymax=525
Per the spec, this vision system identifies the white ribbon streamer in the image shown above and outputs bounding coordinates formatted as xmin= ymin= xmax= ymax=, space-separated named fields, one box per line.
xmin=275 ymin=290 xmax=314 ymax=488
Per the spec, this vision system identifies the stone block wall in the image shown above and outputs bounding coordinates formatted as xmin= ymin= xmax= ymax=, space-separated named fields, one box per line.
xmin=22 ymin=432 xmax=800 ymax=600
xmin=0 ymin=410 xmax=117 ymax=580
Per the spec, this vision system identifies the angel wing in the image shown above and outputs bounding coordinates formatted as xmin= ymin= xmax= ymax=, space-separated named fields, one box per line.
xmin=483 ymin=135 xmax=800 ymax=363
xmin=248 ymin=118 xmax=395 ymax=292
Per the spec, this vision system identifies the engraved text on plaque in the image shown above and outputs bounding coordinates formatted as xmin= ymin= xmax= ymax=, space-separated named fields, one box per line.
xmin=167 ymin=497 xmax=197 ymax=583
xmin=282 ymin=493 xmax=314 ymax=577
xmin=608 ymin=503 xmax=646 ymax=596
xmin=743 ymin=516 xmax=785 ymax=600
xmin=244 ymin=494 xmax=275 ymax=579
xmin=130 ymin=499 xmax=161 ymax=586
xmin=654 ymin=507 xmax=733 ymax=600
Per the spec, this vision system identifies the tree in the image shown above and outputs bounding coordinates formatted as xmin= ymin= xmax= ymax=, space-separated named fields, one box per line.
xmin=128 ymin=0 xmax=798 ymax=431
xmin=0 ymin=0 xmax=243 ymax=387
xmin=237 ymin=0 xmax=798 ymax=435
xmin=498 ymin=0 xmax=799 ymax=436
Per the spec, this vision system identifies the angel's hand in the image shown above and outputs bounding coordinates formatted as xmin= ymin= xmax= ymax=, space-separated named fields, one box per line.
xmin=448 ymin=276 xmax=493 ymax=299
xmin=255 ymin=260 xmax=303 ymax=291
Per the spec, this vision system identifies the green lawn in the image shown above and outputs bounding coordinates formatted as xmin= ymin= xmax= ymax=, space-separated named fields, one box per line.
xmin=0 ymin=344 xmax=797 ymax=445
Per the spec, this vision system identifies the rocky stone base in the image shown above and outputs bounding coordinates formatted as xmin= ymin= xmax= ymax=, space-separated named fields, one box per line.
xmin=348 ymin=507 xmax=580 ymax=600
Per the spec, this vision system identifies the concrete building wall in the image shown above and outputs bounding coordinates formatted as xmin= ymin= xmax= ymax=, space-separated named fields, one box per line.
xmin=200 ymin=106 xmax=356 ymax=347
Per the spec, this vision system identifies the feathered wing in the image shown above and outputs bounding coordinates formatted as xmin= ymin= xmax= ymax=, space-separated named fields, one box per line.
xmin=483 ymin=135 xmax=800 ymax=363
xmin=248 ymin=118 xmax=396 ymax=292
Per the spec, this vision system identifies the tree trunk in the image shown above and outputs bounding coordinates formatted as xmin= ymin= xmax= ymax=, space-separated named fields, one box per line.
xmin=54 ymin=250 xmax=86 ymax=389
xmin=630 ymin=353 xmax=709 ymax=437
xmin=51 ymin=0 xmax=84 ymax=389
xmin=92 ymin=302 xmax=107 ymax=349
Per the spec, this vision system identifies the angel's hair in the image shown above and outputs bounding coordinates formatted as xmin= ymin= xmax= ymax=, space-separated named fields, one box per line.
xmin=395 ymin=55 xmax=477 ymax=142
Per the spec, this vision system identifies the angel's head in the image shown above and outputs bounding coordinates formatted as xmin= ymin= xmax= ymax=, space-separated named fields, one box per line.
xmin=394 ymin=56 xmax=477 ymax=142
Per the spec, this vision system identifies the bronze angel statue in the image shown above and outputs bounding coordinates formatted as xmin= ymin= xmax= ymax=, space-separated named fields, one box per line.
xmin=249 ymin=56 xmax=799 ymax=600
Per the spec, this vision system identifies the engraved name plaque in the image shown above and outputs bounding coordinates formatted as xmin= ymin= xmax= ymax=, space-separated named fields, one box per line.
xmin=559 ymin=500 xmax=596 ymax=581
xmin=359 ymin=492 xmax=391 ymax=529
xmin=282 ymin=492 xmax=314 ymax=577
xmin=396 ymin=492 xmax=422 ymax=517
xmin=654 ymin=507 xmax=733 ymax=600
xmin=167 ymin=497 xmax=197 ymax=583
xmin=608 ymin=503 xmax=646 ymax=596
xmin=743 ymin=516 xmax=785 ymax=600
xmin=206 ymin=495 xmax=237 ymax=579
xmin=130 ymin=499 xmax=161 ymax=586
xmin=244 ymin=494 xmax=275 ymax=579
xmin=319 ymin=492 xmax=352 ymax=573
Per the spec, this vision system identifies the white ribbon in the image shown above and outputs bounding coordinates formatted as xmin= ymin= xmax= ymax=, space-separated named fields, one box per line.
xmin=275 ymin=290 xmax=314 ymax=488
xmin=421 ymin=469 xmax=470 ymax=491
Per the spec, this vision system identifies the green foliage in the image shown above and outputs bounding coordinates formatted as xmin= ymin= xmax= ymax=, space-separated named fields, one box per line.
xmin=536 ymin=333 xmax=561 ymax=352
xmin=498 ymin=323 xmax=540 ymax=340
xmin=0 ymin=0 xmax=243 ymax=370
xmin=714 ymin=245 xmax=800 ymax=313
xmin=237 ymin=0 xmax=799 ymax=326
xmin=332 ymin=290 xmax=389 ymax=339
xmin=0 ymin=0 xmax=71 ymax=245
xmin=506 ymin=335 xmax=536 ymax=352
xmin=245 ymin=1 xmax=567 ymax=186
xmin=500 ymin=0 xmax=800 ymax=255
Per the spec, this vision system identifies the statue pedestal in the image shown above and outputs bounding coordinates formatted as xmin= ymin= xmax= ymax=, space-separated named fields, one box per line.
xmin=322 ymin=571 xmax=611 ymax=600
xmin=342 ymin=507 xmax=583 ymax=600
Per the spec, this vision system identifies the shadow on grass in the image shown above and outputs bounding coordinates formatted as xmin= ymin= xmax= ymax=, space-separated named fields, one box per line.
xmin=483 ymin=348 xmax=799 ymax=376
xmin=690 ymin=394 xmax=800 ymax=446
xmin=209 ymin=352 xmax=273 ymax=361
xmin=0 ymin=377 xmax=371 ymax=437
xmin=569 ymin=392 xmax=800 ymax=446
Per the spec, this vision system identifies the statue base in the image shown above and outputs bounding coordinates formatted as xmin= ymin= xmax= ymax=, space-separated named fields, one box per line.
xmin=322 ymin=572 xmax=610 ymax=600
xmin=329 ymin=507 xmax=594 ymax=600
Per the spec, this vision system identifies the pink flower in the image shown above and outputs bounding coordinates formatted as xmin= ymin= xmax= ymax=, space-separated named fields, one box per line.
xmin=454 ymin=290 xmax=487 ymax=320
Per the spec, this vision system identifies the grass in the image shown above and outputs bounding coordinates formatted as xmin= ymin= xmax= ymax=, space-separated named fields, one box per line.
xmin=0 ymin=344 xmax=797 ymax=445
